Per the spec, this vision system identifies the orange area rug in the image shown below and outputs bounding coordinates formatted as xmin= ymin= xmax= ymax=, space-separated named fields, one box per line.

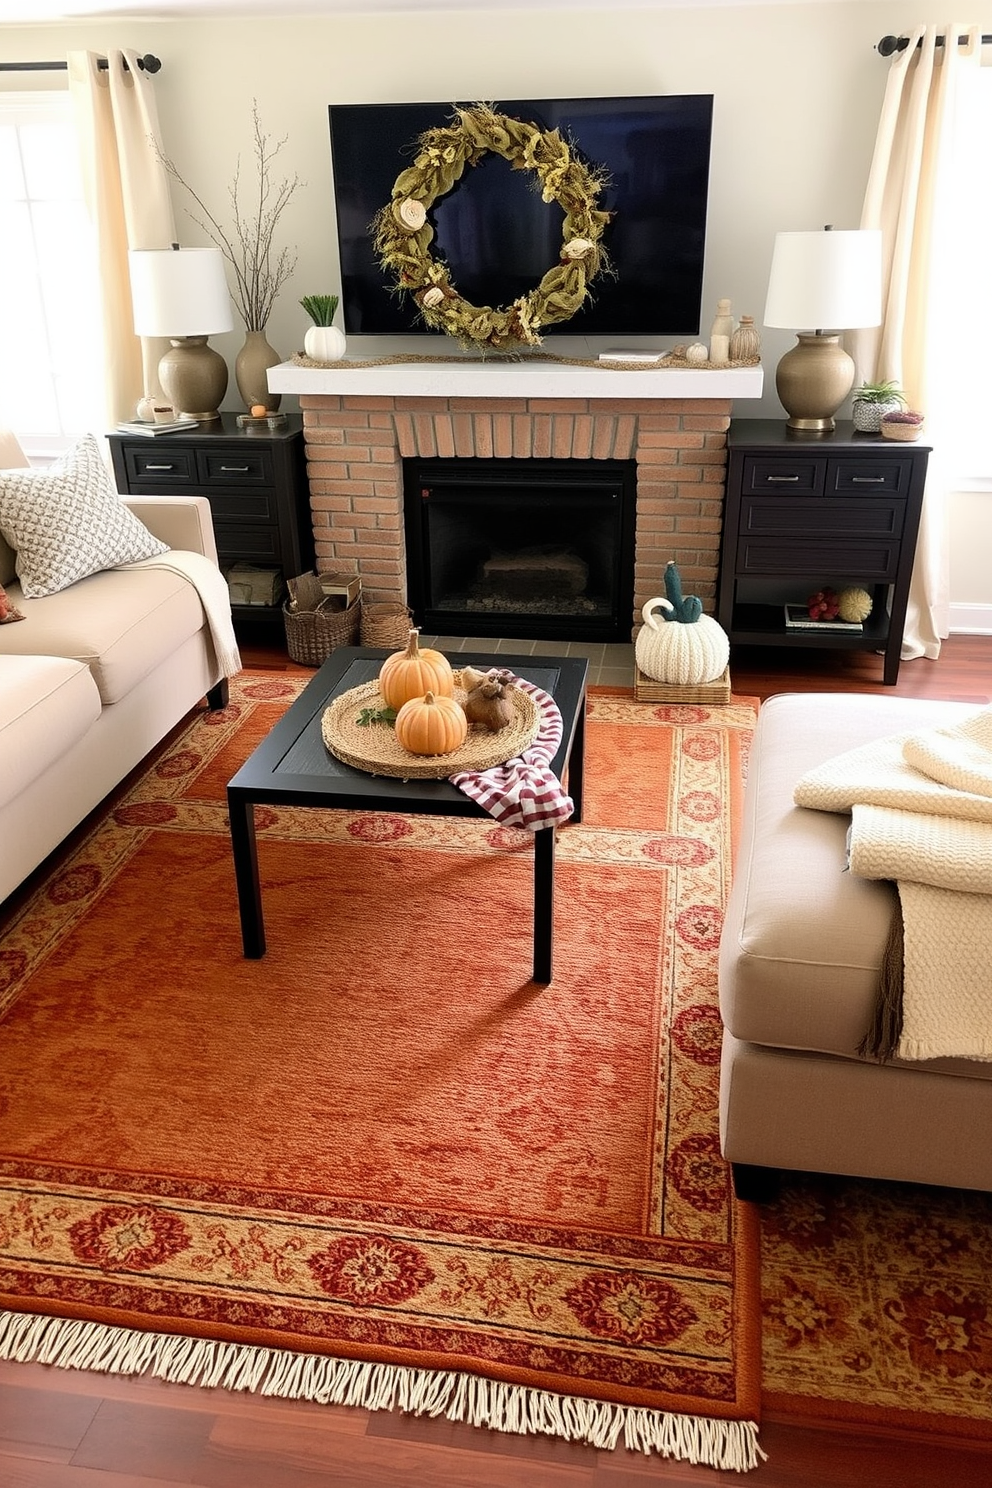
xmin=0 ymin=676 xmax=761 ymax=1470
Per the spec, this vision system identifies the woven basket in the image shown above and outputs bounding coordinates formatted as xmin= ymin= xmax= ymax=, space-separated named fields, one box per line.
xmin=321 ymin=675 xmax=540 ymax=779
xmin=283 ymin=596 xmax=360 ymax=667
xmin=360 ymin=602 xmax=414 ymax=649
xmin=634 ymin=665 xmax=732 ymax=705
xmin=880 ymin=421 xmax=924 ymax=442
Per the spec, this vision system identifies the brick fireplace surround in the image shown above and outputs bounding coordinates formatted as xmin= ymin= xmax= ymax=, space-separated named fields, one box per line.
xmin=269 ymin=360 xmax=764 ymax=636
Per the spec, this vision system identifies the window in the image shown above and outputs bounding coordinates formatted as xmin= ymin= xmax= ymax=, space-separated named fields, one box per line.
xmin=0 ymin=91 xmax=103 ymax=459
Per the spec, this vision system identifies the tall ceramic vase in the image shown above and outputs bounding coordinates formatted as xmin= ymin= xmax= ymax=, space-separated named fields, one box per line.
xmin=235 ymin=328 xmax=282 ymax=412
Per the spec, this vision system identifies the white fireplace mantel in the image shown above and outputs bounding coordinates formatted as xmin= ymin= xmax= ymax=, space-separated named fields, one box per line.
xmin=268 ymin=357 xmax=764 ymax=401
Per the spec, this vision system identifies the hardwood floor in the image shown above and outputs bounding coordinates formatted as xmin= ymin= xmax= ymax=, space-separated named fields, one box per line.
xmin=237 ymin=626 xmax=992 ymax=706
xmin=2 ymin=630 xmax=990 ymax=1486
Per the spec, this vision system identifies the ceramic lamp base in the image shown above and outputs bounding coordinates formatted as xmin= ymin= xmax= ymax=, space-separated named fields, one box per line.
xmin=775 ymin=332 xmax=855 ymax=432
xmin=158 ymin=336 xmax=227 ymax=421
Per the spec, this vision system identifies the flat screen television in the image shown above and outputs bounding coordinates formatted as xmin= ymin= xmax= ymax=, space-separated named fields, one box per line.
xmin=327 ymin=96 xmax=714 ymax=339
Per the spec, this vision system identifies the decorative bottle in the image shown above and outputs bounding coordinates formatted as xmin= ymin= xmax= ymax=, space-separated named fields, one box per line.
xmin=729 ymin=314 xmax=761 ymax=363
xmin=709 ymin=298 xmax=734 ymax=364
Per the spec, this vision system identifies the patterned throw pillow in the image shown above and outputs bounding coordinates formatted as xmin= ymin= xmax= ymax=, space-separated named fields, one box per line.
xmin=0 ymin=433 xmax=168 ymax=599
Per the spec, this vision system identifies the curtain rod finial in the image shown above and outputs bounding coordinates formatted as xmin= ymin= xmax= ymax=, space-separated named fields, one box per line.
xmin=877 ymin=35 xmax=904 ymax=57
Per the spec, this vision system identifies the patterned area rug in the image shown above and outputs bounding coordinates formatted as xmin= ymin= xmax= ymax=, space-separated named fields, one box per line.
xmin=761 ymin=1172 xmax=992 ymax=1439
xmin=0 ymin=675 xmax=761 ymax=1471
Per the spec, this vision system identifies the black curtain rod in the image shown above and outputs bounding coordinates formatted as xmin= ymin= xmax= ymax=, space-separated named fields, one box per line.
xmin=878 ymin=32 xmax=990 ymax=56
xmin=0 ymin=53 xmax=161 ymax=74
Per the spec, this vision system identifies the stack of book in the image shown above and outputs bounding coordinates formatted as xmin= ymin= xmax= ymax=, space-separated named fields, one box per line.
xmin=115 ymin=418 xmax=199 ymax=438
xmin=784 ymin=604 xmax=863 ymax=632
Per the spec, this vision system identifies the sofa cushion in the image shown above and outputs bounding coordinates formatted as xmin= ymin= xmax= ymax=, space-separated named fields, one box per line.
xmin=0 ymin=565 xmax=206 ymax=706
xmin=0 ymin=655 xmax=101 ymax=812
xmin=719 ymin=692 xmax=984 ymax=1071
xmin=0 ymin=434 xmax=167 ymax=598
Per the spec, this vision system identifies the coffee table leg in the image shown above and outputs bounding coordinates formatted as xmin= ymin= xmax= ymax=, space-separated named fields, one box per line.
xmin=567 ymin=699 xmax=586 ymax=824
xmin=227 ymin=790 xmax=266 ymax=958
xmin=533 ymin=825 xmax=555 ymax=984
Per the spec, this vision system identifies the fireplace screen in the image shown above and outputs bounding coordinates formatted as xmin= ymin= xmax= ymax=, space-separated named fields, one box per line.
xmin=403 ymin=458 xmax=636 ymax=642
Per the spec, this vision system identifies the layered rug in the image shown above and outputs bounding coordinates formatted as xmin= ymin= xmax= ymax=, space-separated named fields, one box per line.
xmin=0 ymin=674 xmax=763 ymax=1472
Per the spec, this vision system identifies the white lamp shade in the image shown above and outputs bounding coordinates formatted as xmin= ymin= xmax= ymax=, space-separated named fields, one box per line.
xmin=129 ymin=247 xmax=234 ymax=338
xmin=763 ymin=229 xmax=882 ymax=332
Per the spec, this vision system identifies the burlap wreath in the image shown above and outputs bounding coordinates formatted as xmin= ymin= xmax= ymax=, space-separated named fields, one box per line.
xmin=371 ymin=103 xmax=611 ymax=351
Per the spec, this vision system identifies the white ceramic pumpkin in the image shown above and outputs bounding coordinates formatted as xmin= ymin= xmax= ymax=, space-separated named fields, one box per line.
xmin=304 ymin=324 xmax=347 ymax=362
xmin=636 ymin=597 xmax=730 ymax=685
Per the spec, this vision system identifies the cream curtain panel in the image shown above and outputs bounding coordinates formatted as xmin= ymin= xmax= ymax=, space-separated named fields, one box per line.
xmin=67 ymin=50 xmax=176 ymax=425
xmin=852 ymin=24 xmax=985 ymax=662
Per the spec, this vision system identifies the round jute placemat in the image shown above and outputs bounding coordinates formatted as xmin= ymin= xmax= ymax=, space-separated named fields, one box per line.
xmin=321 ymin=675 xmax=541 ymax=779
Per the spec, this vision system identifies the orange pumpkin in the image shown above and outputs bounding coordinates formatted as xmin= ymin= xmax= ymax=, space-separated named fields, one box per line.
xmin=378 ymin=629 xmax=454 ymax=710
xmin=394 ymin=690 xmax=467 ymax=756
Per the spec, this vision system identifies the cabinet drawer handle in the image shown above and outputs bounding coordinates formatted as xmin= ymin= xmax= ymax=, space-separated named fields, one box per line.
xmin=766 ymin=474 xmax=800 ymax=483
xmin=219 ymin=464 xmax=251 ymax=473
xmin=851 ymin=475 xmax=886 ymax=484
xmin=144 ymin=463 xmax=176 ymax=471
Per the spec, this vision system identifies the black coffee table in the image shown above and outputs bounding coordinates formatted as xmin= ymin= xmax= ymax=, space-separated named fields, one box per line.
xmin=226 ymin=648 xmax=588 ymax=983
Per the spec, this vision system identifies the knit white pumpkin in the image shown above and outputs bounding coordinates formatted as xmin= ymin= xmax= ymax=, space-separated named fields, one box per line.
xmin=636 ymin=563 xmax=729 ymax=685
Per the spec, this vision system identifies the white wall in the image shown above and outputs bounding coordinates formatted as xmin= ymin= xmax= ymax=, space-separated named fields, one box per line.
xmin=3 ymin=1 xmax=990 ymax=618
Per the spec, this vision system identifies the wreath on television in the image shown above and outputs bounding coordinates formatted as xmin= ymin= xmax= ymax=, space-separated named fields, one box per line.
xmin=371 ymin=104 xmax=612 ymax=351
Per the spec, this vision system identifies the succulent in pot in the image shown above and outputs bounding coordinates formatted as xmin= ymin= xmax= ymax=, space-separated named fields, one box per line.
xmin=300 ymin=293 xmax=346 ymax=361
xmin=851 ymin=379 xmax=907 ymax=433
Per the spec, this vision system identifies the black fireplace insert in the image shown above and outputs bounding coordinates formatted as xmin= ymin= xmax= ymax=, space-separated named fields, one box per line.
xmin=403 ymin=457 xmax=636 ymax=642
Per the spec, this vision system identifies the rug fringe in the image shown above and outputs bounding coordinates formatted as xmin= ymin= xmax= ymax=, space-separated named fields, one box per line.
xmin=0 ymin=1310 xmax=764 ymax=1469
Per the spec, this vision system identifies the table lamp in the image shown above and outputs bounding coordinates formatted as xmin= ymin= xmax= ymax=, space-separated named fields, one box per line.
xmin=129 ymin=246 xmax=234 ymax=421
xmin=763 ymin=227 xmax=882 ymax=432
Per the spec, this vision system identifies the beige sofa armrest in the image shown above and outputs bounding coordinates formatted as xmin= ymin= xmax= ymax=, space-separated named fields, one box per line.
xmin=124 ymin=495 xmax=219 ymax=566
xmin=0 ymin=429 xmax=29 ymax=469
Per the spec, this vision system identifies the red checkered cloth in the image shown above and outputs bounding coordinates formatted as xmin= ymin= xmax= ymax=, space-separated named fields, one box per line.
xmin=450 ymin=675 xmax=574 ymax=832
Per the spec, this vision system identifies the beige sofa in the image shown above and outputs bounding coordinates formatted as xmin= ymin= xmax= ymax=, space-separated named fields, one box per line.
xmin=0 ymin=430 xmax=232 ymax=907
xmin=719 ymin=691 xmax=992 ymax=1198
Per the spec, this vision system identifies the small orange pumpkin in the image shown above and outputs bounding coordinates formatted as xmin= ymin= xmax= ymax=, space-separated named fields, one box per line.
xmin=394 ymin=690 xmax=468 ymax=756
xmin=378 ymin=629 xmax=454 ymax=710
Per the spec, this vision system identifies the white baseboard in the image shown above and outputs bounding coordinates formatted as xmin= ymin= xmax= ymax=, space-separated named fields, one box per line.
xmin=948 ymin=602 xmax=992 ymax=636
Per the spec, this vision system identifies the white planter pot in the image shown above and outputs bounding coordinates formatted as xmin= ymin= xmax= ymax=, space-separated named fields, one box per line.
xmin=304 ymin=324 xmax=347 ymax=362
xmin=852 ymin=397 xmax=901 ymax=434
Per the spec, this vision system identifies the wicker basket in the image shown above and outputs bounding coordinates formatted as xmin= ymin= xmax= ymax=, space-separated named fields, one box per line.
xmin=634 ymin=665 xmax=732 ymax=705
xmin=880 ymin=420 xmax=924 ymax=442
xmin=283 ymin=596 xmax=360 ymax=667
xmin=360 ymin=602 xmax=414 ymax=649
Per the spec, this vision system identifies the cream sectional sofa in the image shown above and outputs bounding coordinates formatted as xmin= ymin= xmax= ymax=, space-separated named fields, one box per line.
xmin=0 ymin=430 xmax=233 ymax=906
xmin=719 ymin=691 xmax=992 ymax=1198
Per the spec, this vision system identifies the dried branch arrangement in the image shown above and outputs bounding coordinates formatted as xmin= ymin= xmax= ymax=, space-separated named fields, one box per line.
xmin=162 ymin=103 xmax=303 ymax=331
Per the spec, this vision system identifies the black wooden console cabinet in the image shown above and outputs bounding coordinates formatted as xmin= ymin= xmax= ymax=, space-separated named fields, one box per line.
xmin=109 ymin=413 xmax=313 ymax=636
xmin=717 ymin=420 xmax=930 ymax=685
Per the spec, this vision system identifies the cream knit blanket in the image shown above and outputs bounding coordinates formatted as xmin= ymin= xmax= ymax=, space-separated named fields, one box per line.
xmin=794 ymin=708 xmax=992 ymax=1062
xmin=118 ymin=550 xmax=242 ymax=680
